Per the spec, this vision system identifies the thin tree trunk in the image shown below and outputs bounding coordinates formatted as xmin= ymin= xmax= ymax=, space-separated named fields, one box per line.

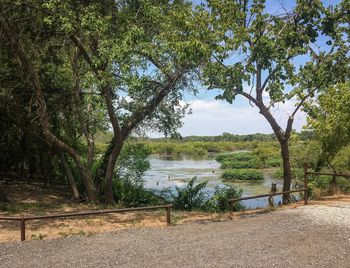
xmin=0 ymin=20 xmax=98 ymax=202
xmin=59 ymin=153 xmax=80 ymax=200
xmin=104 ymin=141 xmax=123 ymax=204
xmin=280 ymin=139 xmax=292 ymax=203
xmin=0 ymin=186 xmax=9 ymax=202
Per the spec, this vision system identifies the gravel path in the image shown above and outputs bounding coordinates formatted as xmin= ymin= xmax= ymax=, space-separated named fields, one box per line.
xmin=1 ymin=203 xmax=349 ymax=268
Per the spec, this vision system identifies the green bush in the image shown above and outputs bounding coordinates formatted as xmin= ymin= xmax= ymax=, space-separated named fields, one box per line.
xmin=307 ymin=175 xmax=350 ymax=197
xmin=221 ymin=159 xmax=264 ymax=169
xmin=163 ymin=178 xmax=245 ymax=212
xmin=112 ymin=143 xmax=162 ymax=207
xmin=173 ymin=177 xmax=208 ymax=211
xmin=113 ymin=179 xmax=163 ymax=207
xmin=221 ymin=169 xmax=264 ymax=181
xmin=216 ymin=152 xmax=279 ymax=169
xmin=216 ymin=152 xmax=253 ymax=162
xmin=266 ymin=158 xmax=281 ymax=167
xmin=272 ymin=168 xmax=304 ymax=180
xmin=205 ymin=186 xmax=244 ymax=212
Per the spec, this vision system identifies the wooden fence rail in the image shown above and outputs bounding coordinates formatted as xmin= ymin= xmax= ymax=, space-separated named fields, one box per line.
xmin=0 ymin=204 xmax=173 ymax=241
xmin=229 ymin=163 xmax=310 ymax=210
xmin=229 ymin=163 xmax=350 ymax=211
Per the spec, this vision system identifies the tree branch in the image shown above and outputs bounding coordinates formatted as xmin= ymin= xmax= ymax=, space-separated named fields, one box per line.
xmin=71 ymin=50 xmax=95 ymax=176
xmin=71 ymin=34 xmax=122 ymax=139
xmin=121 ymin=70 xmax=184 ymax=137
xmin=285 ymin=87 xmax=318 ymax=136
xmin=70 ymin=35 xmax=99 ymax=76
xmin=240 ymin=91 xmax=259 ymax=106
xmin=0 ymin=19 xmax=92 ymax=187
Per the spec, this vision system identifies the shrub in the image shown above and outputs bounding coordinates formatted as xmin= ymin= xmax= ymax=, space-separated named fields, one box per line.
xmin=216 ymin=152 xmax=254 ymax=162
xmin=266 ymin=158 xmax=281 ymax=167
xmin=272 ymin=168 xmax=304 ymax=180
xmin=112 ymin=143 xmax=163 ymax=207
xmin=159 ymin=177 xmax=246 ymax=212
xmin=221 ymin=169 xmax=264 ymax=181
xmin=307 ymin=175 xmax=350 ymax=198
xmin=205 ymin=186 xmax=244 ymax=212
xmin=216 ymin=152 xmax=272 ymax=169
xmin=173 ymin=177 xmax=208 ymax=211
xmin=113 ymin=179 xmax=163 ymax=207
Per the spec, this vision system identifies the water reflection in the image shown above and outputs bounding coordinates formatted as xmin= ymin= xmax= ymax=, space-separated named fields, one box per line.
xmin=143 ymin=154 xmax=295 ymax=209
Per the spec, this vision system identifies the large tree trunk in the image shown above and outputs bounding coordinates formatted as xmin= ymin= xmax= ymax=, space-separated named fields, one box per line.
xmin=104 ymin=141 xmax=123 ymax=204
xmin=256 ymin=103 xmax=293 ymax=204
xmin=0 ymin=186 xmax=9 ymax=202
xmin=280 ymin=139 xmax=292 ymax=203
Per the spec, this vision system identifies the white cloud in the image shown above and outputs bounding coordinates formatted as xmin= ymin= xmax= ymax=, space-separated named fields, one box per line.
xmin=178 ymin=98 xmax=307 ymax=136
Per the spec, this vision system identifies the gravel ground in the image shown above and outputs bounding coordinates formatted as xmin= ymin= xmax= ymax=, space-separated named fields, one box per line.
xmin=0 ymin=203 xmax=349 ymax=268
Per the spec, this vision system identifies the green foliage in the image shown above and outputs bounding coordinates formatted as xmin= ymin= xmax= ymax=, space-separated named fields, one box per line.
xmin=252 ymin=143 xmax=281 ymax=167
xmin=331 ymin=145 xmax=350 ymax=172
xmin=216 ymin=151 xmax=280 ymax=169
xmin=173 ymin=177 xmax=208 ymax=211
xmin=307 ymin=175 xmax=350 ymax=197
xmin=144 ymin=140 xmax=258 ymax=156
xmin=307 ymin=83 xmax=350 ymax=161
xmin=266 ymin=158 xmax=281 ymax=168
xmin=272 ymin=168 xmax=304 ymax=180
xmin=221 ymin=169 xmax=264 ymax=181
xmin=205 ymin=186 xmax=244 ymax=212
xmin=290 ymin=140 xmax=322 ymax=170
xmin=168 ymin=177 xmax=244 ymax=212
xmin=1 ymin=0 xmax=215 ymax=203
xmin=112 ymin=143 xmax=161 ymax=207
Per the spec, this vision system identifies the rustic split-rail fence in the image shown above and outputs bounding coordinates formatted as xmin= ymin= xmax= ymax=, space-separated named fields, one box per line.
xmin=1 ymin=163 xmax=349 ymax=241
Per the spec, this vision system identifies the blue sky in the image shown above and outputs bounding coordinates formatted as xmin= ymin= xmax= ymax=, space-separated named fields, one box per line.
xmin=151 ymin=0 xmax=341 ymax=137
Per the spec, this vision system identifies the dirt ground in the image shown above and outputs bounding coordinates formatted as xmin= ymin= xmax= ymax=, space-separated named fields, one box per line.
xmin=0 ymin=183 xmax=349 ymax=243
xmin=0 ymin=183 xmax=226 ymax=242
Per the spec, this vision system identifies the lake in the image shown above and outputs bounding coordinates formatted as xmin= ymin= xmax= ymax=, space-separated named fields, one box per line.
xmin=143 ymin=154 xmax=288 ymax=209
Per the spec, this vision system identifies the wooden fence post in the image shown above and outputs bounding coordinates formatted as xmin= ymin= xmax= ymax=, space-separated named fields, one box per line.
xmin=166 ymin=206 xmax=171 ymax=226
xmin=20 ymin=219 xmax=26 ymax=241
xmin=303 ymin=163 xmax=308 ymax=205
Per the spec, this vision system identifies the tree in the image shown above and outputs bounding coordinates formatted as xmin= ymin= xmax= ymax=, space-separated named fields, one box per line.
xmin=200 ymin=0 xmax=336 ymax=202
xmin=304 ymin=0 xmax=350 ymax=166
xmin=0 ymin=0 xmax=211 ymax=203
xmin=307 ymin=83 xmax=350 ymax=162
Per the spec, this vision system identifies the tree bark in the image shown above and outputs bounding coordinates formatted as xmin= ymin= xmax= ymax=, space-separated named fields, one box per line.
xmin=104 ymin=141 xmax=124 ymax=204
xmin=0 ymin=186 xmax=9 ymax=202
xmin=72 ymin=34 xmax=185 ymax=204
xmin=280 ymin=139 xmax=292 ymax=203
xmin=59 ymin=153 xmax=80 ymax=200
xmin=0 ymin=20 xmax=98 ymax=202
xmin=241 ymin=91 xmax=294 ymax=204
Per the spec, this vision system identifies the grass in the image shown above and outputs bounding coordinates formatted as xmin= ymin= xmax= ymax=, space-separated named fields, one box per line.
xmin=221 ymin=169 xmax=264 ymax=181
xmin=216 ymin=152 xmax=280 ymax=169
xmin=0 ymin=202 xmax=64 ymax=215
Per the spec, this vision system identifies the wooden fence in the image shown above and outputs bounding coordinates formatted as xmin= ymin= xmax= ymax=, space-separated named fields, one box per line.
xmin=229 ymin=163 xmax=350 ymax=211
xmin=0 ymin=204 xmax=172 ymax=241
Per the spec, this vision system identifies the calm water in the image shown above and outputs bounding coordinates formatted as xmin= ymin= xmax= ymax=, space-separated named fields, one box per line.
xmin=143 ymin=154 xmax=290 ymax=209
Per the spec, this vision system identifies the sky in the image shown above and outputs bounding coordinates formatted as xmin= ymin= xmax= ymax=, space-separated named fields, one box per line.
xmin=177 ymin=93 xmax=307 ymax=136
xmin=150 ymin=0 xmax=340 ymax=137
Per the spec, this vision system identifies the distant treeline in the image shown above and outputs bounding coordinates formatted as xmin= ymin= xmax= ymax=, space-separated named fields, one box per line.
xmin=142 ymin=131 xmax=314 ymax=143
